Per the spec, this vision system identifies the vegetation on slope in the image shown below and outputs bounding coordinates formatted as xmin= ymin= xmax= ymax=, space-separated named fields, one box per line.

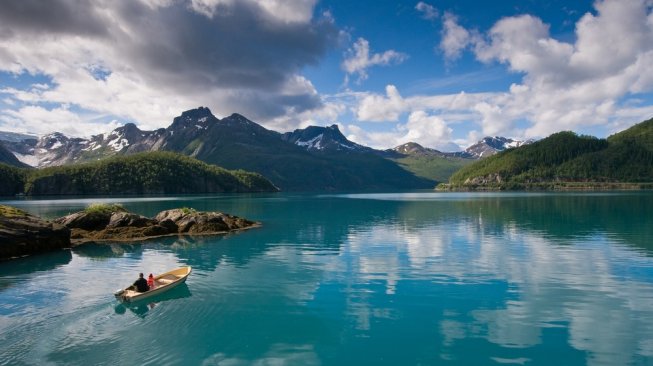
xmin=0 ymin=204 xmax=29 ymax=218
xmin=193 ymin=132 xmax=434 ymax=191
xmin=446 ymin=117 xmax=653 ymax=190
xmin=390 ymin=155 xmax=474 ymax=183
xmin=0 ymin=164 xmax=26 ymax=196
xmin=0 ymin=151 xmax=277 ymax=196
xmin=178 ymin=114 xmax=434 ymax=191
xmin=83 ymin=203 xmax=126 ymax=214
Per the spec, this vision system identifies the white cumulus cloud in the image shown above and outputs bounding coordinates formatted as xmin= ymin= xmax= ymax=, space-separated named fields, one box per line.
xmin=347 ymin=0 xmax=653 ymax=148
xmin=471 ymin=0 xmax=653 ymax=137
xmin=342 ymin=38 xmax=408 ymax=84
xmin=440 ymin=12 xmax=477 ymax=60
xmin=415 ymin=2 xmax=439 ymax=20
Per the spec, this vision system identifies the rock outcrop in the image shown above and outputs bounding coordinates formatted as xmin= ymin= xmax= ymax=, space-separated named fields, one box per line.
xmin=154 ymin=209 xmax=255 ymax=234
xmin=54 ymin=205 xmax=258 ymax=243
xmin=464 ymin=173 xmax=504 ymax=186
xmin=0 ymin=205 xmax=71 ymax=260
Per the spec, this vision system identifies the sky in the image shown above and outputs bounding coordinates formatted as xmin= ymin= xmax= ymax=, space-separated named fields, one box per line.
xmin=1 ymin=0 xmax=653 ymax=151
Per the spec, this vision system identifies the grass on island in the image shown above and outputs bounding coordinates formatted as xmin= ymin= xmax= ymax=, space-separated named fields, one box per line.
xmin=83 ymin=203 xmax=126 ymax=215
xmin=0 ymin=205 xmax=29 ymax=218
xmin=180 ymin=207 xmax=197 ymax=215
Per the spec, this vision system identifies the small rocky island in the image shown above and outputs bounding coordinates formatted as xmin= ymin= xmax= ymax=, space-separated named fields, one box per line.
xmin=0 ymin=205 xmax=71 ymax=260
xmin=0 ymin=204 xmax=259 ymax=260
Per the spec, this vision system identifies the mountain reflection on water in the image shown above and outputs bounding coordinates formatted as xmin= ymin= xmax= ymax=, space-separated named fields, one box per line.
xmin=0 ymin=192 xmax=652 ymax=365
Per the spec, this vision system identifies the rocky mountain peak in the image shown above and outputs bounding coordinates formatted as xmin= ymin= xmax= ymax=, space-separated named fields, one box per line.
xmin=465 ymin=136 xmax=530 ymax=158
xmin=180 ymin=106 xmax=213 ymax=120
xmin=171 ymin=107 xmax=217 ymax=131
xmin=281 ymin=124 xmax=366 ymax=152
xmin=218 ymin=114 xmax=272 ymax=137
xmin=227 ymin=112 xmax=248 ymax=121
xmin=118 ymin=122 xmax=140 ymax=132
xmin=387 ymin=141 xmax=464 ymax=159
xmin=393 ymin=142 xmax=428 ymax=155
xmin=104 ymin=123 xmax=145 ymax=152
xmin=38 ymin=132 xmax=70 ymax=149
xmin=223 ymin=113 xmax=254 ymax=125
xmin=110 ymin=123 xmax=142 ymax=140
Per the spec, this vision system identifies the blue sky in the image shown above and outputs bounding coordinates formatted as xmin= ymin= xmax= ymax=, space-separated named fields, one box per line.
xmin=1 ymin=0 xmax=652 ymax=151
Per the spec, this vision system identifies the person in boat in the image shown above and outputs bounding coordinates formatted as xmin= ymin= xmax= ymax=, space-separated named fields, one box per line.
xmin=147 ymin=273 xmax=155 ymax=289
xmin=132 ymin=273 xmax=150 ymax=292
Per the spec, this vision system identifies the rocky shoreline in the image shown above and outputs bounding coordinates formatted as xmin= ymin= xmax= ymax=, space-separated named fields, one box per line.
xmin=437 ymin=181 xmax=653 ymax=191
xmin=0 ymin=204 xmax=259 ymax=260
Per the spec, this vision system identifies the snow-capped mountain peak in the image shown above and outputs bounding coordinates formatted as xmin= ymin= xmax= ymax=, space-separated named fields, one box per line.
xmin=282 ymin=124 xmax=370 ymax=152
xmin=465 ymin=136 xmax=531 ymax=158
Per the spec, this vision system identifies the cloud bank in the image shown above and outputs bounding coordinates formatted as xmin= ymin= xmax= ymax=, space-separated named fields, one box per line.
xmin=346 ymin=0 xmax=653 ymax=149
xmin=0 ymin=0 xmax=336 ymax=135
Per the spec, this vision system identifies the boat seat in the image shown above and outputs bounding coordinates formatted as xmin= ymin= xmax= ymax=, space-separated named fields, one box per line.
xmin=157 ymin=278 xmax=174 ymax=284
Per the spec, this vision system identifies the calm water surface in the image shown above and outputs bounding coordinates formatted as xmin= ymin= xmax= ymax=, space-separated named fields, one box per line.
xmin=1 ymin=192 xmax=653 ymax=365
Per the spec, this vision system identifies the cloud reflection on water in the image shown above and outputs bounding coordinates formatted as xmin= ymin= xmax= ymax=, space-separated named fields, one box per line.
xmin=325 ymin=201 xmax=653 ymax=365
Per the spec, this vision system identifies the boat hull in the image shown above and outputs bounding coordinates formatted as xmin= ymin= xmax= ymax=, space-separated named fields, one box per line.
xmin=115 ymin=266 xmax=192 ymax=303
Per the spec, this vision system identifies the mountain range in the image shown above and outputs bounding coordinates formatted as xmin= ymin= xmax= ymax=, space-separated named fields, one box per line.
xmin=0 ymin=107 xmax=530 ymax=191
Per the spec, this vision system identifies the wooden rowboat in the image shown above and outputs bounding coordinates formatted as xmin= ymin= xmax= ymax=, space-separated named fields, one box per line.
xmin=114 ymin=266 xmax=192 ymax=303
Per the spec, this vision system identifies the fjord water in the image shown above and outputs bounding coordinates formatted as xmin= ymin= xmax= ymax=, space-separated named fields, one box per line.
xmin=1 ymin=192 xmax=653 ymax=365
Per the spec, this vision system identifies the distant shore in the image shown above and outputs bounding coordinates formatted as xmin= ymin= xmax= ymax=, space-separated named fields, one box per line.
xmin=437 ymin=182 xmax=653 ymax=191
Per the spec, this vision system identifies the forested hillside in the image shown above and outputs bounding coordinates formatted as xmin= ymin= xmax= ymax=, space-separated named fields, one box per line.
xmin=0 ymin=164 xmax=26 ymax=196
xmin=446 ymin=118 xmax=653 ymax=190
xmin=0 ymin=152 xmax=277 ymax=196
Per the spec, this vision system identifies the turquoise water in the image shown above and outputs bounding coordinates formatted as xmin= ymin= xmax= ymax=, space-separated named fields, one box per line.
xmin=1 ymin=192 xmax=653 ymax=365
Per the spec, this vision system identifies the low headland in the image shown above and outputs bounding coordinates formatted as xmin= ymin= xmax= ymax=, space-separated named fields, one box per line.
xmin=439 ymin=117 xmax=653 ymax=191
xmin=0 ymin=151 xmax=279 ymax=196
xmin=0 ymin=203 xmax=259 ymax=261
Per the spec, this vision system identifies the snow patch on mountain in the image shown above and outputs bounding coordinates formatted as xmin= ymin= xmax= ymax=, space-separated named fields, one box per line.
xmin=464 ymin=136 xmax=532 ymax=158
xmin=296 ymin=134 xmax=324 ymax=150
xmin=109 ymin=138 xmax=129 ymax=151
xmin=283 ymin=124 xmax=371 ymax=153
xmin=13 ymin=152 xmax=39 ymax=167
